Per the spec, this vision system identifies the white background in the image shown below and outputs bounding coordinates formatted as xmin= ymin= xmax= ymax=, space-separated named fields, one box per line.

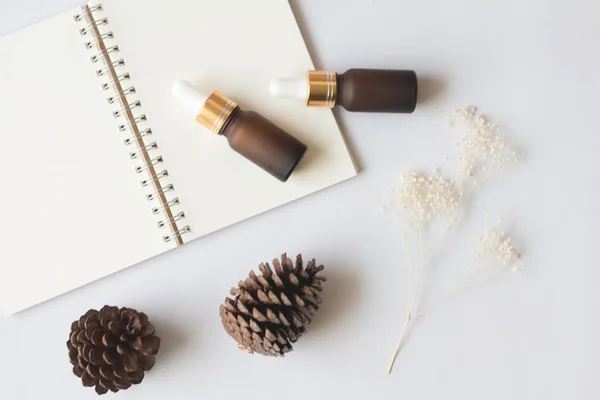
xmin=1 ymin=0 xmax=598 ymax=399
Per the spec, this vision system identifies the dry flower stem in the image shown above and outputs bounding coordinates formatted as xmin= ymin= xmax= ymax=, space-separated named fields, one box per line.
xmin=385 ymin=108 xmax=520 ymax=374
xmin=387 ymin=219 xmax=519 ymax=373
xmin=415 ymin=222 xmax=521 ymax=318
xmin=387 ymin=212 xmax=457 ymax=374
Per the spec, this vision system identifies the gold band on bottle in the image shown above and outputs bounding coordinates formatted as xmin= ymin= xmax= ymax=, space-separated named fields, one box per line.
xmin=306 ymin=70 xmax=337 ymax=108
xmin=196 ymin=91 xmax=239 ymax=134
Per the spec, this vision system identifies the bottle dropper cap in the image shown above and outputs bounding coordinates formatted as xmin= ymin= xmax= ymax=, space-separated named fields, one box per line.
xmin=172 ymin=80 xmax=209 ymax=114
xmin=269 ymin=76 xmax=308 ymax=101
xmin=269 ymin=71 xmax=337 ymax=108
xmin=172 ymin=80 xmax=238 ymax=134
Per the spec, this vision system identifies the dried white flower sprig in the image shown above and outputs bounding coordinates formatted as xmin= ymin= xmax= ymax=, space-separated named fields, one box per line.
xmin=385 ymin=108 xmax=521 ymax=374
xmin=451 ymin=107 xmax=518 ymax=187
xmin=395 ymin=172 xmax=459 ymax=226
xmin=412 ymin=218 xmax=521 ymax=319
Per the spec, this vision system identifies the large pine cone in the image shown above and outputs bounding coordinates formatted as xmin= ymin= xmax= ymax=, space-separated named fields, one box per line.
xmin=67 ymin=306 xmax=161 ymax=395
xmin=220 ymin=253 xmax=326 ymax=357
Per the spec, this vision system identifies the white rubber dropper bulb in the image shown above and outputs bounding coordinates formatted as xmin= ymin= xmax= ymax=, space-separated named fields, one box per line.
xmin=172 ymin=80 xmax=209 ymax=115
xmin=269 ymin=76 xmax=309 ymax=101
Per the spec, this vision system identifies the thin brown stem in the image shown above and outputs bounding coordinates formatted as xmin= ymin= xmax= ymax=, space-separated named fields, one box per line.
xmin=418 ymin=224 xmax=425 ymax=264
xmin=387 ymin=314 xmax=411 ymax=374
xmin=407 ymin=268 xmax=414 ymax=314
xmin=414 ymin=291 xmax=452 ymax=318
xmin=423 ymin=231 xmax=448 ymax=267
xmin=413 ymin=266 xmax=484 ymax=318
xmin=388 ymin=189 xmax=466 ymax=374
xmin=410 ymin=265 xmax=426 ymax=311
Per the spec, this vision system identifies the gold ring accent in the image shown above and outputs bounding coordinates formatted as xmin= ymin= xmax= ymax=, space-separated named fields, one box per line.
xmin=307 ymin=70 xmax=337 ymax=108
xmin=196 ymin=91 xmax=238 ymax=134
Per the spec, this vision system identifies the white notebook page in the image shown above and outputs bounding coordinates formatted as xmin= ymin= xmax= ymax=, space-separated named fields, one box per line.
xmin=0 ymin=7 xmax=172 ymax=314
xmin=101 ymin=0 xmax=357 ymax=239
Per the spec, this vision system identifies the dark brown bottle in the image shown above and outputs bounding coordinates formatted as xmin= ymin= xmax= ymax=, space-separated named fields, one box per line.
xmin=220 ymin=108 xmax=307 ymax=182
xmin=173 ymin=81 xmax=307 ymax=182
xmin=270 ymin=69 xmax=418 ymax=113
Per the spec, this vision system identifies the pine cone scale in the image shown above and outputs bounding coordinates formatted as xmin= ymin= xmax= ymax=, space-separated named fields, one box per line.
xmin=68 ymin=346 xmax=78 ymax=362
xmin=138 ymin=352 xmax=156 ymax=370
xmin=99 ymin=365 xmax=113 ymax=380
xmin=81 ymin=372 xmax=96 ymax=387
xmin=139 ymin=335 xmax=161 ymax=355
xmin=113 ymin=361 xmax=127 ymax=379
xmin=108 ymin=320 xmax=125 ymax=335
xmin=103 ymin=348 xmax=118 ymax=364
xmin=139 ymin=324 xmax=155 ymax=337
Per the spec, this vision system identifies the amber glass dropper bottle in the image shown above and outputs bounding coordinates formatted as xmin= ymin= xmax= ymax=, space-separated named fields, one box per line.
xmin=173 ymin=81 xmax=307 ymax=182
xmin=270 ymin=69 xmax=418 ymax=113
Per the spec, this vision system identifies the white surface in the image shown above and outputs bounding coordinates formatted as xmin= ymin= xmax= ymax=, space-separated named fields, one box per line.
xmin=172 ymin=81 xmax=209 ymax=115
xmin=0 ymin=0 xmax=599 ymax=399
xmin=0 ymin=0 xmax=355 ymax=313
xmin=269 ymin=75 xmax=309 ymax=100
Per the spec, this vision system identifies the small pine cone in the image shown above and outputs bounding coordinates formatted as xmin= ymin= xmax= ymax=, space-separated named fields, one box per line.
xmin=66 ymin=306 xmax=161 ymax=395
xmin=220 ymin=253 xmax=326 ymax=357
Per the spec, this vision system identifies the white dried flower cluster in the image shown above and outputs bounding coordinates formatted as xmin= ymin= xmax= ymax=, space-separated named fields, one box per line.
xmin=394 ymin=171 xmax=459 ymax=225
xmin=475 ymin=219 xmax=520 ymax=269
xmin=452 ymin=108 xmax=518 ymax=184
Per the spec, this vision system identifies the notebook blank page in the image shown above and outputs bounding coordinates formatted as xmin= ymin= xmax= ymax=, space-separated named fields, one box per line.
xmin=101 ymin=0 xmax=357 ymax=240
xmin=0 ymin=7 xmax=171 ymax=314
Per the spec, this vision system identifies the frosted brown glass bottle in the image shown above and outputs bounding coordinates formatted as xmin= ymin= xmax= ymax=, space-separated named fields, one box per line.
xmin=270 ymin=69 xmax=418 ymax=113
xmin=173 ymin=81 xmax=307 ymax=182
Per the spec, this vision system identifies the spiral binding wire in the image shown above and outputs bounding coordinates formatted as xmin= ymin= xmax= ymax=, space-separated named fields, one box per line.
xmin=74 ymin=4 xmax=190 ymax=245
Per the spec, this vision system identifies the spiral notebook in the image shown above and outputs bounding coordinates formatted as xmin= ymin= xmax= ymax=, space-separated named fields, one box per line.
xmin=0 ymin=0 xmax=356 ymax=314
